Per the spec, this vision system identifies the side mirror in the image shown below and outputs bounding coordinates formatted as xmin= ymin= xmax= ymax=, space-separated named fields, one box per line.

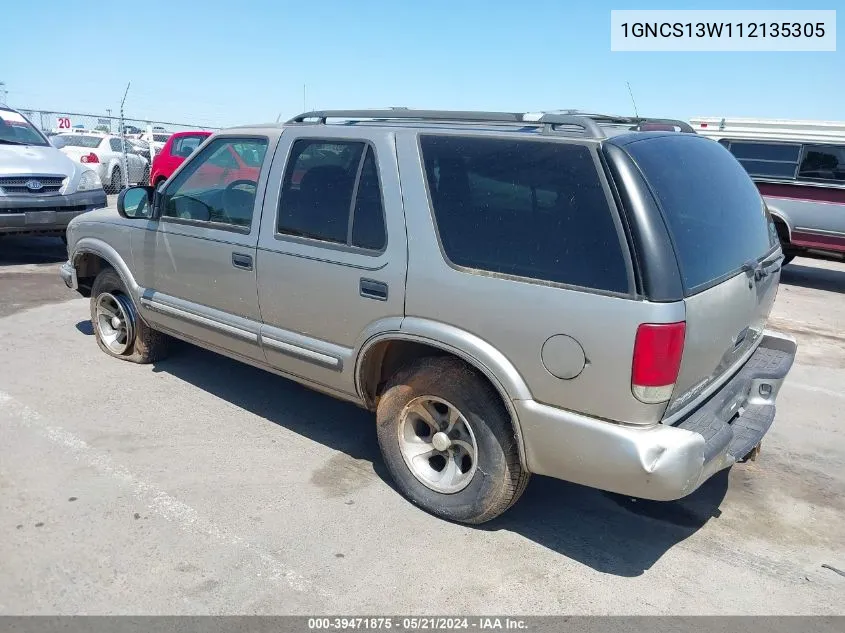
xmin=117 ymin=186 xmax=155 ymax=219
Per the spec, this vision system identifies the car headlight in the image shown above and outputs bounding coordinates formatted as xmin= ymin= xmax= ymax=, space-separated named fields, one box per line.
xmin=76 ymin=169 xmax=103 ymax=192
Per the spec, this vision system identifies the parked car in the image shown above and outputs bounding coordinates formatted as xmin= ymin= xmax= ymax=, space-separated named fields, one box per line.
xmin=60 ymin=109 xmax=796 ymax=524
xmin=126 ymin=138 xmax=152 ymax=166
xmin=150 ymin=130 xmax=211 ymax=187
xmin=139 ymin=131 xmax=172 ymax=159
xmin=0 ymin=105 xmax=106 ymax=239
xmin=692 ymin=117 xmax=845 ymax=264
xmin=53 ymin=133 xmax=150 ymax=193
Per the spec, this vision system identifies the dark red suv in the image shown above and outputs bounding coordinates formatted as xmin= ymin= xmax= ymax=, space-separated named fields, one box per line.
xmin=150 ymin=131 xmax=212 ymax=187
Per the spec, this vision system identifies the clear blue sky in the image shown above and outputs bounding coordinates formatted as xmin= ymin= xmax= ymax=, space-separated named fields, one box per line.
xmin=1 ymin=0 xmax=841 ymax=127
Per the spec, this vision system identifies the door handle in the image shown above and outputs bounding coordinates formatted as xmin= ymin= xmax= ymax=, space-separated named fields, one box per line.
xmin=360 ymin=278 xmax=388 ymax=301
xmin=232 ymin=252 xmax=253 ymax=270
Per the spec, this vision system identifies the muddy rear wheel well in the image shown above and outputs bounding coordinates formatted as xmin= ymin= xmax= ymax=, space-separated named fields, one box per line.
xmin=358 ymin=340 xmax=450 ymax=410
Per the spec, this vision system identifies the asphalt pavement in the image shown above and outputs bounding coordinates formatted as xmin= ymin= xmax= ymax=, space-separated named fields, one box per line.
xmin=1 ymin=235 xmax=843 ymax=614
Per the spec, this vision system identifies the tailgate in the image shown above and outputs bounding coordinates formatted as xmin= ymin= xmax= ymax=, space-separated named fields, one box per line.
xmin=667 ymin=263 xmax=780 ymax=416
xmin=619 ymin=133 xmax=782 ymax=417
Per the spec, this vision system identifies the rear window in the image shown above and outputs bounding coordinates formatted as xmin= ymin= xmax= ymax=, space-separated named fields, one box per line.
xmin=625 ymin=135 xmax=777 ymax=293
xmin=420 ymin=135 xmax=628 ymax=293
xmin=54 ymin=135 xmax=102 ymax=148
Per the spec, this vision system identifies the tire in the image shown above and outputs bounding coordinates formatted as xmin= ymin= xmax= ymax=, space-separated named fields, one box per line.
xmin=89 ymin=267 xmax=169 ymax=364
xmin=376 ymin=356 xmax=529 ymax=524
xmin=109 ymin=167 xmax=122 ymax=194
xmin=782 ymin=254 xmax=795 ymax=266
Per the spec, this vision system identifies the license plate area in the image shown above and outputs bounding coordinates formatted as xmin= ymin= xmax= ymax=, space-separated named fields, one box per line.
xmin=25 ymin=210 xmax=58 ymax=224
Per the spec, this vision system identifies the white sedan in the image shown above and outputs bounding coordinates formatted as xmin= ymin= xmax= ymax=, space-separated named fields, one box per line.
xmin=52 ymin=133 xmax=149 ymax=192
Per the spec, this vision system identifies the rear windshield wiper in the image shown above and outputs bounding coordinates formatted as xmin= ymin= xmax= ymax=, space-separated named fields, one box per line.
xmin=742 ymin=257 xmax=782 ymax=282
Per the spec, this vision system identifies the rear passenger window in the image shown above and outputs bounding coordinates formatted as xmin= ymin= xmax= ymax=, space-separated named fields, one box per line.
xmin=420 ymin=135 xmax=628 ymax=293
xmin=798 ymin=144 xmax=845 ymax=182
xmin=172 ymin=135 xmax=204 ymax=158
xmin=726 ymin=141 xmax=800 ymax=179
xmin=278 ymin=140 xmax=387 ymax=251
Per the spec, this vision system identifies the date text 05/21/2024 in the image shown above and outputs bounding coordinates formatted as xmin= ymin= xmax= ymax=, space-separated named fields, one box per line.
xmin=307 ymin=617 xmax=528 ymax=630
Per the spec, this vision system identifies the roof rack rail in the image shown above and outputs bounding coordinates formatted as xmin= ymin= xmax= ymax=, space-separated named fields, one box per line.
xmin=287 ymin=109 xmax=606 ymax=139
xmin=584 ymin=114 xmax=695 ymax=133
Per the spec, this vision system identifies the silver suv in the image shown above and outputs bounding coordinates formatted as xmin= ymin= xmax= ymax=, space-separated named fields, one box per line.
xmin=60 ymin=110 xmax=796 ymax=523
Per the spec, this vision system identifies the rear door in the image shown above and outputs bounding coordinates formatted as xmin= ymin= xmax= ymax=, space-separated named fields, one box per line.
xmin=621 ymin=134 xmax=781 ymax=416
xmin=255 ymin=127 xmax=407 ymax=397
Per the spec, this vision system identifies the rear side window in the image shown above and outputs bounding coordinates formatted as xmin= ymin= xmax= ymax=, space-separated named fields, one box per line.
xmin=625 ymin=135 xmax=776 ymax=293
xmin=172 ymin=135 xmax=205 ymax=158
xmin=278 ymin=140 xmax=387 ymax=251
xmin=420 ymin=135 xmax=628 ymax=293
xmin=724 ymin=141 xmax=800 ymax=179
xmin=798 ymin=144 xmax=845 ymax=182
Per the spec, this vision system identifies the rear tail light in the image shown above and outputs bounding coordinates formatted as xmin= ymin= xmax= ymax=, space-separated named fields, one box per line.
xmin=80 ymin=153 xmax=99 ymax=163
xmin=632 ymin=322 xmax=686 ymax=404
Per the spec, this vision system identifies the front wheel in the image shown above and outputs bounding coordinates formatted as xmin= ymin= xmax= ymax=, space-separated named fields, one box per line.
xmin=90 ymin=267 xmax=169 ymax=363
xmin=376 ymin=357 xmax=529 ymax=524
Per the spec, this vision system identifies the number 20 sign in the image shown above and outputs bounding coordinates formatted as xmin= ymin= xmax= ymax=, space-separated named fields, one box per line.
xmin=57 ymin=117 xmax=71 ymax=129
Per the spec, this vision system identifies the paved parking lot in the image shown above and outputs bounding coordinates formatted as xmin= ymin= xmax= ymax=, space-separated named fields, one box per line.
xmin=0 ymin=234 xmax=843 ymax=615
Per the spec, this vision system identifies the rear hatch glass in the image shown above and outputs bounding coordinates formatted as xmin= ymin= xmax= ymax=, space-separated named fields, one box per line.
xmin=623 ymin=134 xmax=780 ymax=417
xmin=624 ymin=134 xmax=778 ymax=294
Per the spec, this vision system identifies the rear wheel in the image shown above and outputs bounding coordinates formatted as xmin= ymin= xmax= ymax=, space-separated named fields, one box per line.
xmin=109 ymin=167 xmax=122 ymax=194
xmin=90 ymin=267 xmax=169 ymax=363
xmin=376 ymin=356 xmax=529 ymax=524
xmin=782 ymin=254 xmax=795 ymax=266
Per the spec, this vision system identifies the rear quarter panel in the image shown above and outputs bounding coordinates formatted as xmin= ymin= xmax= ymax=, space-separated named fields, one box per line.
xmin=395 ymin=132 xmax=684 ymax=425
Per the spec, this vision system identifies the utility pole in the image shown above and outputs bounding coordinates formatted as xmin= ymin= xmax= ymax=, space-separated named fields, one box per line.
xmin=0 ymin=82 xmax=7 ymax=106
xmin=106 ymin=108 xmax=112 ymax=133
xmin=303 ymin=83 xmax=307 ymax=112
xmin=119 ymin=83 xmax=131 ymax=190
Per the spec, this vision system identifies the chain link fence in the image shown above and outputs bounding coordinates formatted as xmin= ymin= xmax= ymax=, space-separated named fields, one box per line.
xmin=17 ymin=107 xmax=219 ymax=191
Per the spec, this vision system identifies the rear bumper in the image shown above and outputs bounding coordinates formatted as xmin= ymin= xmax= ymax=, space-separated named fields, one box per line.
xmin=518 ymin=331 xmax=797 ymax=500
xmin=0 ymin=189 xmax=107 ymax=235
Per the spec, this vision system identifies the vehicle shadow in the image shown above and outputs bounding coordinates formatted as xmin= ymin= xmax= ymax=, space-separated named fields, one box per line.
xmin=148 ymin=342 xmax=727 ymax=577
xmin=0 ymin=236 xmax=67 ymax=266
xmin=781 ymin=262 xmax=845 ymax=294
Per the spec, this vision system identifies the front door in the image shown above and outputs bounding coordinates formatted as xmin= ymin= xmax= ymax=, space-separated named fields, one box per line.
xmin=255 ymin=127 xmax=407 ymax=395
xmin=132 ymin=134 xmax=272 ymax=363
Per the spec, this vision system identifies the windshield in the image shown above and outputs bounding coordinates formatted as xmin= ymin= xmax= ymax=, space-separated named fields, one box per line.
xmin=0 ymin=109 xmax=49 ymax=146
xmin=53 ymin=135 xmax=102 ymax=149
xmin=624 ymin=134 xmax=777 ymax=294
